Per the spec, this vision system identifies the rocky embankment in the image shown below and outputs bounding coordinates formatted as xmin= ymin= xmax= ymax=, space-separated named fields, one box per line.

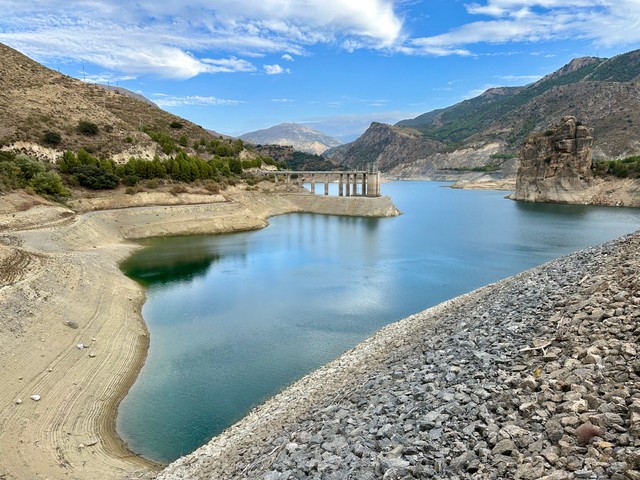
xmin=154 ymin=232 xmax=640 ymax=480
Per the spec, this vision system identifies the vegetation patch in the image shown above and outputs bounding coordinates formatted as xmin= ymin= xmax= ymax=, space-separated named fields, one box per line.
xmin=42 ymin=131 xmax=62 ymax=145
xmin=0 ymin=151 xmax=69 ymax=197
xmin=594 ymin=155 xmax=640 ymax=178
xmin=489 ymin=153 xmax=518 ymax=160
xmin=440 ymin=162 xmax=502 ymax=173
xmin=77 ymin=121 xmax=99 ymax=136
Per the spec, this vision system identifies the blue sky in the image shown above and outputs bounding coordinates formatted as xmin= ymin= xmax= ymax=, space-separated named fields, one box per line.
xmin=1 ymin=1 xmax=639 ymax=141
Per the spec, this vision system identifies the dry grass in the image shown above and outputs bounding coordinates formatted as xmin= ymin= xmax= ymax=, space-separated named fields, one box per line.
xmin=0 ymin=43 xmax=230 ymax=160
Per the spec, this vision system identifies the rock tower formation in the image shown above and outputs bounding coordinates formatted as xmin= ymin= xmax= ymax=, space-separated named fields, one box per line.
xmin=513 ymin=116 xmax=593 ymax=203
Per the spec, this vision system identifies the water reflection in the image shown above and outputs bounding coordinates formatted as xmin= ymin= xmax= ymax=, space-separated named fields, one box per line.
xmin=513 ymin=199 xmax=591 ymax=217
xmin=121 ymin=236 xmax=250 ymax=286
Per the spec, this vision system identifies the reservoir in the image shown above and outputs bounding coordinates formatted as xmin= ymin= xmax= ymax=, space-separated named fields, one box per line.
xmin=117 ymin=181 xmax=640 ymax=463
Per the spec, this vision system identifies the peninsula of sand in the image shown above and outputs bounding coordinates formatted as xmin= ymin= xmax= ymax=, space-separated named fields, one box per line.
xmin=0 ymin=185 xmax=400 ymax=480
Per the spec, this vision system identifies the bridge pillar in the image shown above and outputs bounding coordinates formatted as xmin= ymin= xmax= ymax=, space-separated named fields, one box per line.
xmin=286 ymin=174 xmax=291 ymax=185
xmin=274 ymin=173 xmax=278 ymax=185
xmin=361 ymin=173 xmax=367 ymax=196
xmin=338 ymin=173 xmax=343 ymax=196
xmin=324 ymin=174 xmax=329 ymax=196
xmin=353 ymin=173 xmax=358 ymax=196
xmin=310 ymin=173 xmax=315 ymax=194
xmin=345 ymin=174 xmax=350 ymax=196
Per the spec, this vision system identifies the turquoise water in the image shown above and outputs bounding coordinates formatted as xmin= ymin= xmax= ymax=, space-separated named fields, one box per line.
xmin=117 ymin=181 xmax=640 ymax=463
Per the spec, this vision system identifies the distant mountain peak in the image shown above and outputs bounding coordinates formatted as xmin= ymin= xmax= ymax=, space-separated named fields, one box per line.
xmin=240 ymin=123 xmax=342 ymax=155
xmin=532 ymin=56 xmax=603 ymax=86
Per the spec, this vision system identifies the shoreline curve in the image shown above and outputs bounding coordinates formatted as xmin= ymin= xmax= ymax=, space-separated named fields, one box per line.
xmin=0 ymin=187 xmax=400 ymax=480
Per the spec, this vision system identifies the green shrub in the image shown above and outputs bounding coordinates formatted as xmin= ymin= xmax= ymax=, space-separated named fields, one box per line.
xmin=14 ymin=154 xmax=46 ymax=182
xmin=123 ymin=174 xmax=140 ymax=186
xmin=43 ymin=131 xmax=62 ymax=145
xmin=0 ymin=159 xmax=21 ymax=191
xmin=59 ymin=150 xmax=80 ymax=173
xmin=77 ymin=121 xmax=99 ymax=136
xmin=594 ymin=156 xmax=640 ymax=178
xmin=229 ymin=158 xmax=243 ymax=175
xmin=170 ymin=121 xmax=184 ymax=129
xmin=143 ymin=128 xmax=176 ymax=154
xmin=30 ymin=171 xmax=70 ymax=197
xmin=72 ymin=164 xmax=119 ymax=189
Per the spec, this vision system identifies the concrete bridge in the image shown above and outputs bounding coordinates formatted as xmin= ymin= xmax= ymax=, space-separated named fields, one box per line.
xmin=269 ymin=170 xmax=381 ymax=197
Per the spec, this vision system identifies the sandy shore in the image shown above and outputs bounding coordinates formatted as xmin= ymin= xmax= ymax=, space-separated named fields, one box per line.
xmin=0 ymin=187 xmax=399 ymax=480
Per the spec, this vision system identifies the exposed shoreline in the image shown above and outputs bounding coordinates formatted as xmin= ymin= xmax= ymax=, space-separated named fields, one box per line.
xmin=0 ymin=187 xmax=399 ymax=480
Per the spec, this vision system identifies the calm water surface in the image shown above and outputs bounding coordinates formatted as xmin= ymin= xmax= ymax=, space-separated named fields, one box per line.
xmin=117 ymin=181 xmax=640 ymax=463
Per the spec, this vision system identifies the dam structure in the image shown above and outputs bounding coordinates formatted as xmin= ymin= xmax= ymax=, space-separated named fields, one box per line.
xmin=270 ymin=169 xmax=381 ymax=197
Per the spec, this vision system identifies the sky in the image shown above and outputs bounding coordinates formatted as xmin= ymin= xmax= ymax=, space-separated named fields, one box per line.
xmin=1 ymin=1 xmax=640 ymax=142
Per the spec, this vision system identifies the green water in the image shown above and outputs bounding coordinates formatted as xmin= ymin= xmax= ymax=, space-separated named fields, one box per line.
xmin=117 ymin=181 xmax=640 ymax=463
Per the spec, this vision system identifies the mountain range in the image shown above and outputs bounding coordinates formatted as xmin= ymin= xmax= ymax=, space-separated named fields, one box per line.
xmin=325 ymin=49 xmax=640 ymax=178
xmin=240 ymin=123 xmax=342 ymax=155
xmin=4 ymin=40 xmax=640 ymax=180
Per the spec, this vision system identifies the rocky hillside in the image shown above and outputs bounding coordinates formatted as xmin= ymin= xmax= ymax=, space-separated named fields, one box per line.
xmin=241 ymin=123 xmax=342 ymax=155
xmin=327 ymin=49 xmax=640 ymax=179
xmin=0 ymin=43 xmax=240 ymax=162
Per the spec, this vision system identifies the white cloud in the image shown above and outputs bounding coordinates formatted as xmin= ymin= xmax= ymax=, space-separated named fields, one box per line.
xmin=2 ymin=0 xmax=638 ymax=75
xmin=0 ymin=0 xmax=403 ymax=78
xmin=201 ymin=57 xmax=256 ymax=73
xmin=151 ymin=94 xmax=244 ymax=107
xmin=264 ymin=64 xmax=291 ymax=74
xmin=272 ymin=98 xmax=294 ymax=102
xmin=463 ymin=84 xmax=501 ymax=99
xmin=408 ymin=1 xmax=640 ymax=54
xmin=82 ymin=73 xmax=138 ymax=84
xmin=496 ymin=74 xmax=543 ymax=83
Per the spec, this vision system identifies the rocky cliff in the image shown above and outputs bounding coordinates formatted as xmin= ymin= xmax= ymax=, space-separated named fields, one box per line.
xmin=513 ymin=116 xmax=593 ymax=203
xmin=325 ymin=122 xmax=517 ymax=180
xmin=324 ymin=122 xmax=442 ymax=171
